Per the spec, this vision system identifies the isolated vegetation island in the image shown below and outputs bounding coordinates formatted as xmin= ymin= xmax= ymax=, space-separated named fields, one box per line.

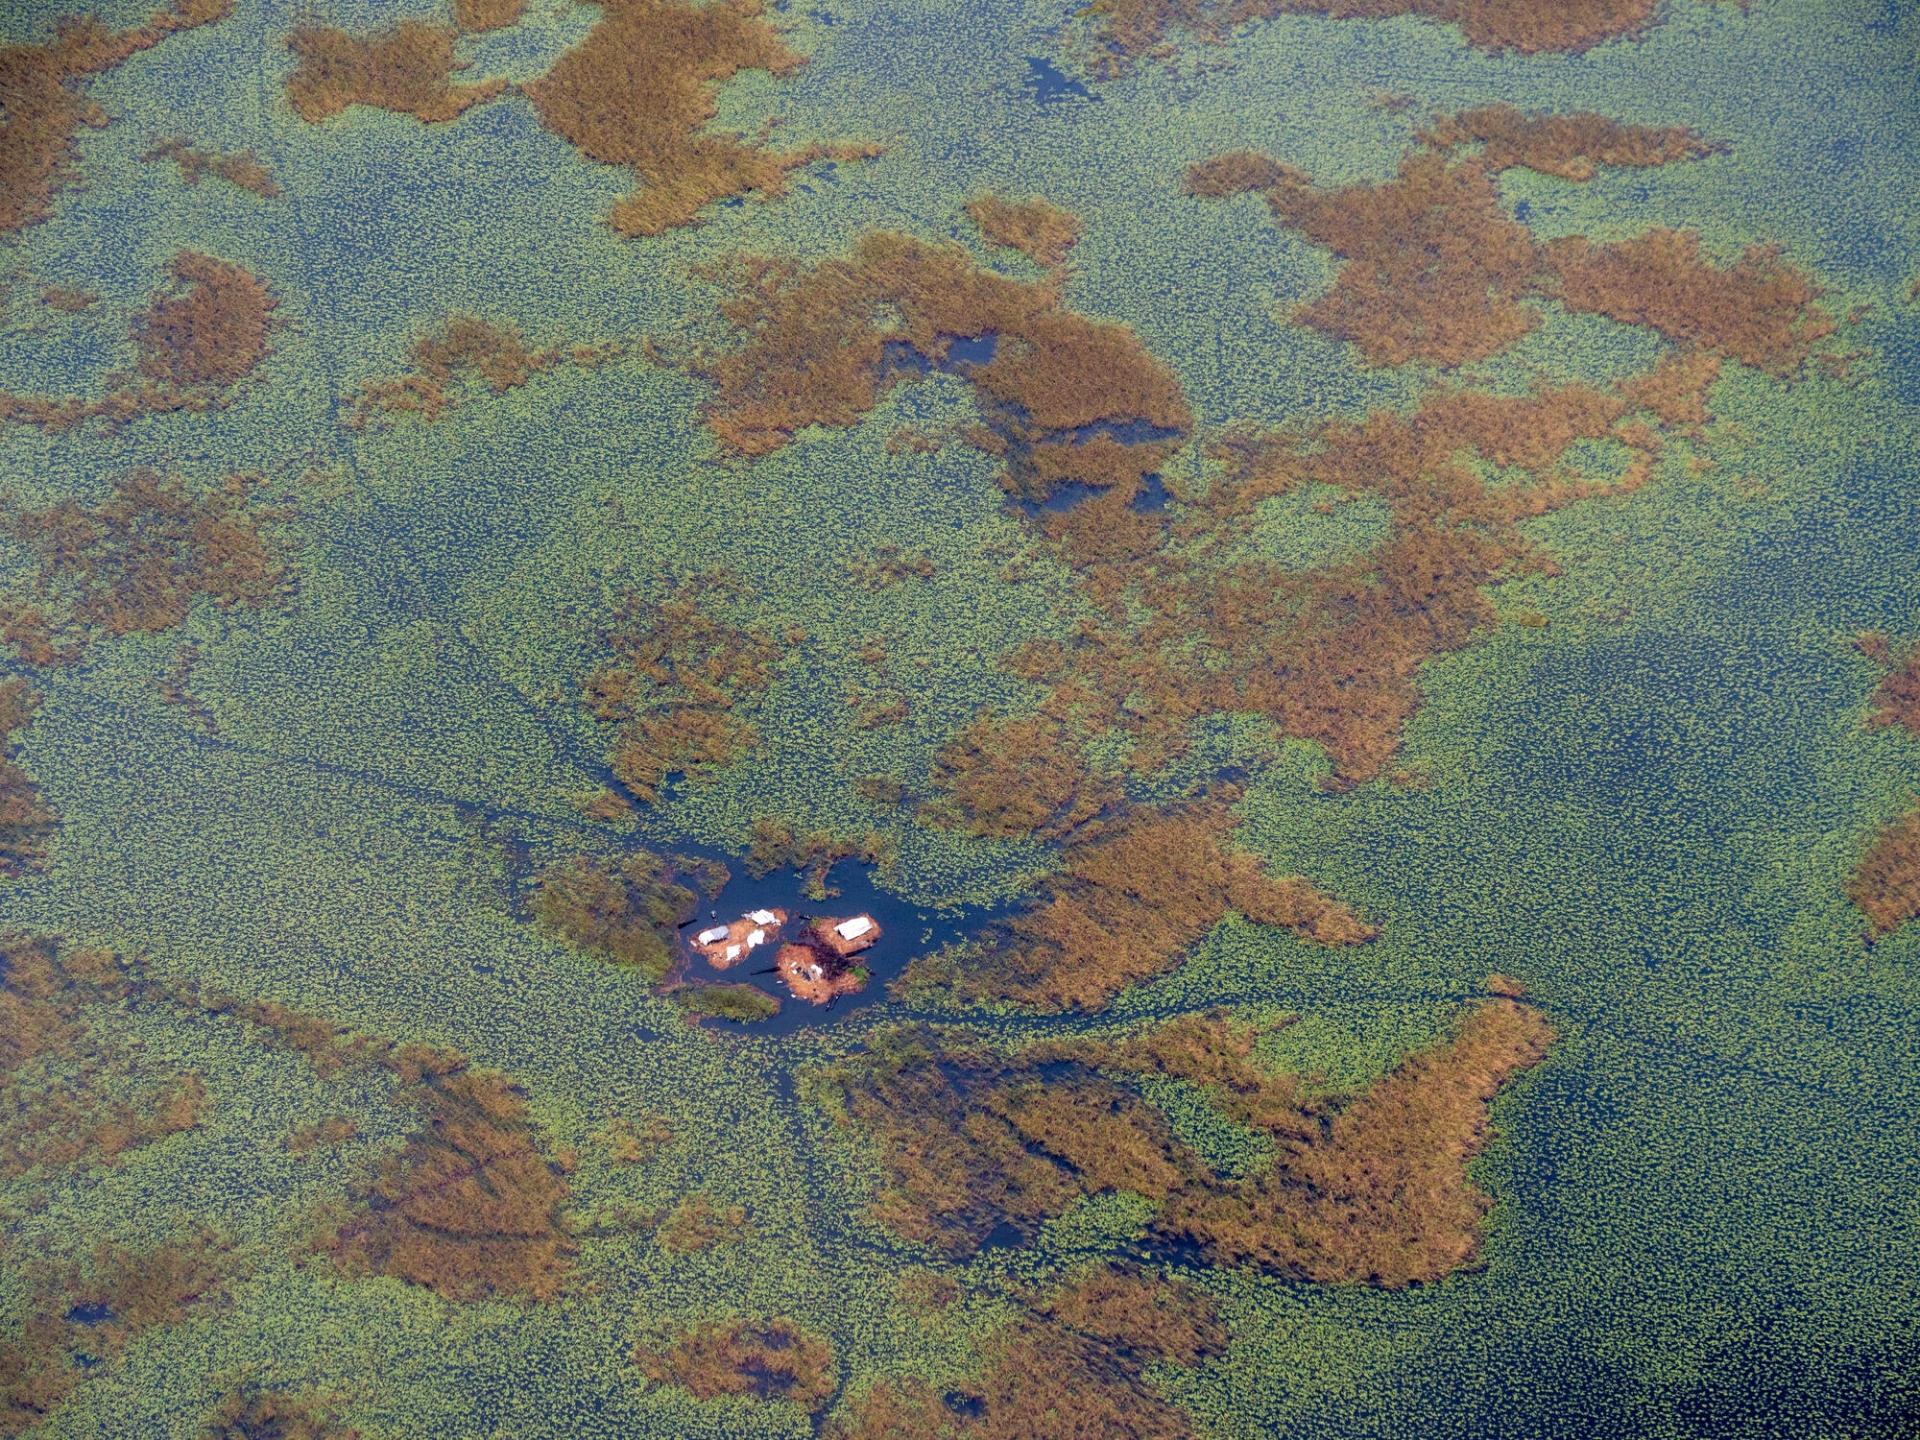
xmin=532 ymin=834 xmax=892 ymax=1017
xmin=282 ymin=0 xmax=877 ymax=234
xmin=0 ymin=0 xmax=231 ymax=237
xmin=1850 ymin=632 xmax=1920 ymax=938
xmin=0 ymin=253 xmax=283 ymax=431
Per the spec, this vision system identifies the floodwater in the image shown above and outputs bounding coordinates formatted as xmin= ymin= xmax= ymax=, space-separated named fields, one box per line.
xmin=1 ymin=0 xmax=1916 ymax=1437
xmin=662 ymin=846 xmax=1016 ymax=1035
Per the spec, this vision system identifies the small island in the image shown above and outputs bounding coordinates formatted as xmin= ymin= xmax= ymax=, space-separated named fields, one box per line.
xmin=681 ymin=908 xmax=880 ymax=1007
xmin=689 ymin=907 xmax=787 ymax=969
xmin=774 ymin=915 xmax=881 ymax=1005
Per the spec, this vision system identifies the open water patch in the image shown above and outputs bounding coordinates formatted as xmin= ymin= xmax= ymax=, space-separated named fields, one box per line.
xmin=659 ymin=837 xmax=1022 ymax=1036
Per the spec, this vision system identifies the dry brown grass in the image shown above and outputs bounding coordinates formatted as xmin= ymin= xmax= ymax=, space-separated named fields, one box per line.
xmin=1 ymin=469 xmax=286 ymax=660
xmin=1859 ymin=632 xmax=1920 ymax=737
xmin=584 ymin=577 xmax=787 ymax=802
xmin=811 ymin=1028 xmax=1194 ymax=1255
xmin=351 ymin=315 xmax=625 ymax=425
xmin=199 ymin=1389 xmax=362 ymax=1439
xmin=284 ymin=1116 xmax=358 ymax=1155
xmin=827 ymin=1265 xmax=1222 ymax=1440
xmin=39 ymin=286 xmax=98 ymax=313
xmin=636 ymin=1318 xmax=836 ymax=1411
xmin=691 ymin=172 xmax=1750 ymax=813
xmin=1850 ymin=799 xmax=1920 ymax=939
xmin=526 ymin=0 xmax=876 ymax=236
xmin=2 ymin=1226 xmax=234 ymax=1433
xmin=3 ymin=1062 xmax=206 ymax=1177
xmin=919 ymin=709 xmax=1112 ymax=841
xmin=817 ymin=997 xmax=1551 ymax=1289
xmin=1419 ymin=104 xmax=1719 ymax=180
xmin=1 ymin=252 xmax=280 ymax=431
xmin=71 ymin=952 xmax=583 ymax=1305
xmin=966 ymin=194 xmax=1082 ymax=269
xmin=697 ymin=231 xmax=1190 ymax=504
xmin=0 ymin=0 xmax=231 ymax=236
xmin=1545 ymin=229 xmax=1836 ymax=376
xmin=683 ymin=108 xmax=1817 ymax=1019
xmin=654 ymin=1192 xmax=749 ymax=1251
xmin=454 ymin=0 xmax=525 ymax=31
xmin=142 ymin=136 xmax=281 ymax=197
xmin=1159 ymin=997 xmax=1555 ymax=1284
xmin=285 ymin=20 xmax=505 ymax=124
xmin=0 ymin=934 xmax=85 ymax=1085
xmin=1246 ymin=148 xmax=1542 ymax=368
xmin=0 ymin=685 xmax=56 ymax=877
xmin=1186 ymin=116 xmax=1828 ymax=375
xmin=135 ymin=252 xmax=281 ymax=389
xmin=325 ymin=1060 xmax=576 ymax=1303
xmin=1078 ymin=0 xmax=1678 ymax=70
xmin=911 ymin=805 xmax=1372 ymax=1011
xmin=1845 ymin=635 xmax=1920 ymax=937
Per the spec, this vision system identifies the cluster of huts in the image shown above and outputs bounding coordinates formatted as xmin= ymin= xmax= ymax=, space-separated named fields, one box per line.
xmin=688 ymin=906 xmax=880 ymax=1004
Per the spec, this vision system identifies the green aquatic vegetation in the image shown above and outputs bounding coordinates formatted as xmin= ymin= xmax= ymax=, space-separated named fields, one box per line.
xmin=0 ymin=0 xmax=1915 ymax=1434
xmin=742 ymin=815 xmax=896 ymax=898
xmin=531 ymin=850 xmax=707 ymax=980
xmin=634 ymin=1314 xmax=836 ymax=1412
xmin=195 ymin=1384 xmax=363 ymax=1439
xmin=1244 ymin=483 xmax=1392 ymax=572
xmin=0 ymin=682 xmax=55 ymax=875
xmin=671 ymin=983 xmax=780 ymax=1023
xmin=585 ymin=575 xmax=790 ymax=804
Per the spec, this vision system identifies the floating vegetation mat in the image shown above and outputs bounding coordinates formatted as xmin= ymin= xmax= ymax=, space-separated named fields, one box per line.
xmin=1 ymin=0 xmax=1916 ymax=1435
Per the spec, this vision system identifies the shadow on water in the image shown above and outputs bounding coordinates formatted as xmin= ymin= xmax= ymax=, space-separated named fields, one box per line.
xmin=878 ymin=329 xmax=1186 ymax=515
xmin=944 ymin=331 xmax=999 ymax=366
xmin=879 ymin=332 xmax=994 ymax=377
xmin=1013 ymin=466 xmax=1172 ymax=516
xmin=1025 ymin=55 xmax=1096 ymax=106
xmin=1132 ymin=473 xmax=1171 ymax=511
